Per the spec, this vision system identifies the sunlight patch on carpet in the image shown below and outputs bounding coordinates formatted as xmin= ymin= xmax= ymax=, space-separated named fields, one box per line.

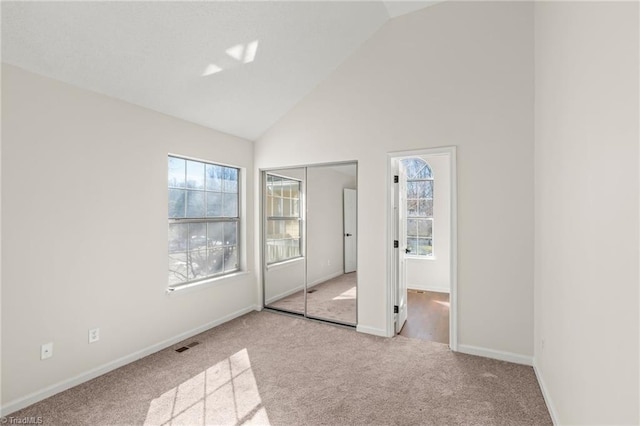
xmin=332 ymin=286 xmax=356 ymax=301
xmin=144 ymin=348 xmax=270 ymax=425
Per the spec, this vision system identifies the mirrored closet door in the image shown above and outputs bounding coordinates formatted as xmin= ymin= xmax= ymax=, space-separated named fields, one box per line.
xmin=262 ymin=162 xmax=357 ymax=326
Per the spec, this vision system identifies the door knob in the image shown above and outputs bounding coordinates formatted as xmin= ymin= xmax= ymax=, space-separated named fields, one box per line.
xmin=345 ymin=233 xmax=352 ymax=237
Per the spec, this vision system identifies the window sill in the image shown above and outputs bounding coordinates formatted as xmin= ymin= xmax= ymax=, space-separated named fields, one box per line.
xmin=166 ymin=270 xmax=250 ymax=296
xmin=266 ymin=256 xmax=304 ymax=271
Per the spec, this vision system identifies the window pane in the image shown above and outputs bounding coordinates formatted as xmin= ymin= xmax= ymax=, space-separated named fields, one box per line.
xmin=407 ymin=219 xmax=418 ymax=237
xmin=224 ymin=222 xmax=237 ymax=246
xmin=283 ymin=198 xmax=292 ymax=217
xmin=417 ymin=181 xmax=433 ymax=199
xmin=187 ymin=249 xmax=208 ymax=280
xmin=224 ymin=246 xmax=238 ymax=272
xmin=402 ymin=158 xmax=432 ymax=180
xmin=407 ymin=182 xmax=419 ymax=199
xmin=419 ymin=199 xmax=433 ymax=217
xmin=169 ymin=253 xmax=188 ymax=286
xmin=284 ymin=219 xmax=300 ymax=239
xmin=188 ymin=223 xmax=207 ymax=251
xmin=407 ymin=199 xmax=418 ymax=217
xmin=208 ymin=248 xmax=224 ymax=275
xmin=206 ymin=164 xmax=223 ymax=192
xmin=223 ymin=193 xmax=238 ymax=217
xmin=206 ymin=192 xmax=223 ymax=217
xmin=417 ymin=238 xmax=433 ymax=256
xmin=169 ymin=189 xmax=186 ymax=218
xmin=186 ymin=191 xmax=205 ymax=218
xmin=168 ymin=157 xmax=186 ymax=188
xmin=168 ymin=223 xmax=188 ymax=253
xmin=272 ymin=177 xmax=283 ymax=197
xmin=223 ymin=167 xmax=238 ymax=193
xmin=282 ymin=181 xmax=291 ymax=198
xmin=207 ymin=222 xmax=224 ymax=248
xmin=272 ymin=197 xmax=283 ymax=217
xmin=186 ymin=161 xmax=205 ymax=189
xmin=407 ymin=238 xmax=418 ymax=255
xmin=292 ymin=199 xmax=299 ymax=217
xmin=290 ymin=182 xmax=300 ymax=200
xmin=287 ymin=239 xmax=301 ymax=258
xmin=418 ymin=219 xmax=433 ymax=238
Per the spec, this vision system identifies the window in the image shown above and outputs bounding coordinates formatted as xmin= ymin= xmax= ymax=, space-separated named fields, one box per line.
xmin=265 ymin=174 xmax=301 ymax=264
xmin=402 ymin=158 xmax=433 ymax=257
xmin=168 ymin=156 xmax=239 ymax=287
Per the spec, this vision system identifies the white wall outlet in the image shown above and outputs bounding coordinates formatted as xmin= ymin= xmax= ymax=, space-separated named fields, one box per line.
xmin=41 ymin=342 xmax=53 ymax=360
xmin=89 ymin=328 xmax=100 ymax=343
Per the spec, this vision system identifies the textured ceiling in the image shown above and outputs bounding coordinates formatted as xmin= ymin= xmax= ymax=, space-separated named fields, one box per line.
xmin=2 ymin=1 xmax=436 ymax=141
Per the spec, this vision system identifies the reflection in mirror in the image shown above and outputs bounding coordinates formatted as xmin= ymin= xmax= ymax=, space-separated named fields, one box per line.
xmin=263 ymin=168 xmax=305 ymax=315
xmin=306 ymin=164 xmax=357 ymax=325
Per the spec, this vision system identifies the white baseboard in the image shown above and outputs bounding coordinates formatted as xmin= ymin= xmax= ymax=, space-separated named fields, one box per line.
xmin=457 ymin=344 xmax=533 ymax=366
xmin=356 ymin=324 xmax=390 ymax=337
xmin=0 ymin=304 xmax=260 ymax=417
xmin=265 ymin=285 xmax=303 ymax=305
xmin=533 ymin=360 xmax=559 ymax=425
xmin=408 ymin=285 xmax=450 ymax=294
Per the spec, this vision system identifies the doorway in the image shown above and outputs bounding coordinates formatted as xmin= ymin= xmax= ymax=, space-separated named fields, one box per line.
xmin=388 ymin=147 xmax=457 ymax=349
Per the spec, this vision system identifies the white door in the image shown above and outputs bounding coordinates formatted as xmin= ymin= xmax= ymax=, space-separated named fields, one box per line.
xmin=395 ymin=163 xmax=408 ymax=333
xmin=343 ymin=188 xmax=357 ymax=273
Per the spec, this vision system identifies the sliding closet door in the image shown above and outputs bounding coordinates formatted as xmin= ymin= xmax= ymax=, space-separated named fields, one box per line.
xmin=262 ymin=163 xmax=357 ymax=326
xmin=305 ymin=164 xmax=357 ymax=325
xmin=263 ymin=168 xmax=306 ymax=315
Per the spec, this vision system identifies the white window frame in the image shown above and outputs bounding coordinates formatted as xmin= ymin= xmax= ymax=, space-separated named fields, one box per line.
xmin=168 ymin=155 xmax=241 ymax=289
xmin=403 ymin=158 xmax=434 ymax=258
xmin=265 ymin=173 xmax=302 ymax=265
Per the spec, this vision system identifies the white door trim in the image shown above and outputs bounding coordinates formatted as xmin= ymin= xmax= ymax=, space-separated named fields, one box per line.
xmin=386 ymin=146 xmax=458 ymax=351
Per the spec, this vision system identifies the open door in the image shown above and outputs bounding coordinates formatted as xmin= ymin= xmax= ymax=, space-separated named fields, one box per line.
xmin=394 ymin=163 xmax=408 ymax=334
xmin=343 ymin=188 xmax=357 ymax=274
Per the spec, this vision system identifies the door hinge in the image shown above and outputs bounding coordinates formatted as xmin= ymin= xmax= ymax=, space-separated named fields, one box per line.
xmin=394 ymin=305 xmax=399 ymax=314
xmin=393 ymin=240 xmax=399 ymax=248
xmin=393 ymin=175 xmax=399 ymax=183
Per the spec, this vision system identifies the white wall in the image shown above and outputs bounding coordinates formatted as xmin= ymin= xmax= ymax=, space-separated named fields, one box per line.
xmin=264 ymin=258 xmax=305 ymax=304
xmin=534 ymin=2 xmax=639 ymax=424
xmin=405 ymin=154 xmax=450 ymax=293
xmin=307 ymin=166 xmax=356 ymax=285
xmin=1 ymin=64 xmax=257 ymax=411
xmin=256 ymin=0 xmax=535 ymax=357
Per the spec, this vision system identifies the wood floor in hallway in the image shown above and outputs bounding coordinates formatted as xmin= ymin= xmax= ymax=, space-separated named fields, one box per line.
xmin=399 ymin=290 xmax=449 ymax=344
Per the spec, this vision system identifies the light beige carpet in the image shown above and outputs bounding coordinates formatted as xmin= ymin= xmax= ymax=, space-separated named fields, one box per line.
xmin=8 ymin=311 xmax=551 ymax=425
xmin=267 ymin=273 xmax=357 ymax=325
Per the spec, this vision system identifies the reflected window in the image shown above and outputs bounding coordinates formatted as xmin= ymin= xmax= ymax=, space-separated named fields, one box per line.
xmin=401 ymin=158 xmax=434 ymax=257
xmin=168 ymin=156 xmax=240 ymax=287
xmin=266 ymin=174 xmax=302 ymax=264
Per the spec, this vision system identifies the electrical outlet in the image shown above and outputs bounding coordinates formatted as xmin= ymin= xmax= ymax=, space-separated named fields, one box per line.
xmin=89 ymin=328 xmax=100 ymax=343
xmin=41 ymin=342 xmax=53 ymax=360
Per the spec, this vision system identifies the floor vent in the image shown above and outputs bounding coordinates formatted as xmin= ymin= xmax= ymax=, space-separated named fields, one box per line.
xmin=307 ymin=289 xmax=317 ymax=294
xmin=175 ymin=341 xmax=200 ymax=353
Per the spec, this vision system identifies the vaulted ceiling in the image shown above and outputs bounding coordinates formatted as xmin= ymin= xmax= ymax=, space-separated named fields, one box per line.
xmin=2 ymin=1 xmax=439 ymax=140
